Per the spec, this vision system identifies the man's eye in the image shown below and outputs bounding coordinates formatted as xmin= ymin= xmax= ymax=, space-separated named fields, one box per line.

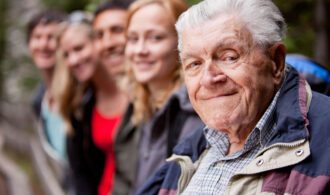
xmin=185 ymin=61 xmax=202 ymax=70
xmin=223 ymin=56 xmax=238 ymax=62
xmin=191 ymin=61 xmax=201 ymax=67
xmin=112 ymin=26 xmax=124 ymax=34
xmin=95 ymin=32 xmax=103 ymax=39
xmin=33 ymin=35 xmax=41 ymax=40
xmin=218 ymin=51 xmax=239 ymax=63
xmin=184 ymin=61 xmax=202 ymax=76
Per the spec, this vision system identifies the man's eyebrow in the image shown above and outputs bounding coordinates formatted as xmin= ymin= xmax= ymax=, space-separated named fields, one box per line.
xmin=180 ymin=38 xmax=246 ymax=61
xmin=180 ymin=53 xmax=198 ymax=62
xmin=213 ymin=39 xmax=245 ymax=50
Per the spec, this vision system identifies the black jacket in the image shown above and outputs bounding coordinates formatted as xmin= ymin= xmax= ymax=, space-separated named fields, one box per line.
xmin=67 ymin=88 xmax=105 ymax=195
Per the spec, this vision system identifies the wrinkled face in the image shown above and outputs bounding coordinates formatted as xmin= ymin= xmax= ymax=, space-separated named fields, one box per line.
xmin=125 ymin=3 xmax=178 ymax=87
xmin=93 ymin=9 xmax=127 ymax=77
xmin=181 ymin=15 xmax=283 ymax=132
xmin=28 ymin=23 xmax=59 ymax=70
xmin=60 ymin=26 xmax=97 ymax=82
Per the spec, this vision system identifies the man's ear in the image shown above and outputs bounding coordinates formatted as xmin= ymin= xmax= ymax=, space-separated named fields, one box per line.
xmin=269 ymin=43 xmax=286 ymax=85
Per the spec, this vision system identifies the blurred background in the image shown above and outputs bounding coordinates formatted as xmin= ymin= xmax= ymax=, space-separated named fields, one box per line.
xmin=0 ymin=0 xmax=329 ymax=194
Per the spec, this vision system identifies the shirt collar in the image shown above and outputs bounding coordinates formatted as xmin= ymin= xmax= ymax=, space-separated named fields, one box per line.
xmin=204 ymin=88 xmax=281 ymax=154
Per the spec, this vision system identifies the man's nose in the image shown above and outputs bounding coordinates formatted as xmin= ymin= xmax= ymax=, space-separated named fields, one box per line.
xmin=102 ymin=33 xmax=116 ymax=49
xmin=39 ymin=37 xmax=48 ymax=49
xmin=200 ymin=61 xmax=226 ymax=87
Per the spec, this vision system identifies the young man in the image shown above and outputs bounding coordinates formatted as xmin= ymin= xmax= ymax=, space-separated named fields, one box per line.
xmin=27 ymin=10 xmax=66 ymax=118
xmin=93 ymin=0 xmax=130 ymax=81
xmin=91 ymin=2 xmax=133 ymax=195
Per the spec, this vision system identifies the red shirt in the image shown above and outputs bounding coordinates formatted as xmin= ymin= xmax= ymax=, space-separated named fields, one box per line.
xmin=92 ymin=107 xmax=121 ymax=195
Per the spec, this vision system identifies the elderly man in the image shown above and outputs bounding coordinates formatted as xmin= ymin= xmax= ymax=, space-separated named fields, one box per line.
xmin=137 ymin=0 xmax=330 ymax=194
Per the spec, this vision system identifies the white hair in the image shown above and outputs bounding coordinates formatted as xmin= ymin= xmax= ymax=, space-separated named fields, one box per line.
xmin=175 ymin=0 xmax=286 ymax=51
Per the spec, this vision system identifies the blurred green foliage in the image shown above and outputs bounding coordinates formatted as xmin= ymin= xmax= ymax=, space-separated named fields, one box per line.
xmin=274 ymin=0 xmax=315 ymax=57
xmin=187 ymin=0 xmax=201 ymax=6
xmin=40 ymin=0 xmax=104 ymax=12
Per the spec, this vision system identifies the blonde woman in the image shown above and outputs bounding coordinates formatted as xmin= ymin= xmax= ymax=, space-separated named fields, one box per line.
xmin=113 ymin=0 xmax=204 ymax=194
xmin=53 ymin=10 xmax=128 ymax=195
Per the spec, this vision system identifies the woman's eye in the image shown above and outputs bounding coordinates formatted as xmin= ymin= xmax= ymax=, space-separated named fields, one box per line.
xmin=149 ymin=35 xmax=163 ymax=42
xmin=127 ymin=36 xmax=138 ymax=43
xmin=74 ymin=45 xmax=84 ymax=52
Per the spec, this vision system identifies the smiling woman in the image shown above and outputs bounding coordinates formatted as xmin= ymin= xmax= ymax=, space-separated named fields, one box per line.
xmin=126 ymin=0 xmax=185 ymax=121
xmin=126 ymin=3 xmax=178 ymax=85
xmin=59 ymin=25 xmax=97 ymax=82
xmin=113 ymin=0 xmax=204 ymax=194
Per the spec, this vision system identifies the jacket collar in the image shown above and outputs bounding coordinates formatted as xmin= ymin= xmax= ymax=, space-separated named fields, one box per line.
xmin=267 ymin=66 xmax=310 ymax=146
xmin=172 ymin=66 xmax=311 ymax=161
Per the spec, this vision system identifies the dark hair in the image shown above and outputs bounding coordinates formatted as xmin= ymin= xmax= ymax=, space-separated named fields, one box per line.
xmin=27 ymin=10 xmax=67 ymax=43
xmin=94 ymin=0 xmax=133 ymax=19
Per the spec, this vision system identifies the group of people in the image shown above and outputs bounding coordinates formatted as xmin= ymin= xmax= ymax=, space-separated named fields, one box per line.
xmin=27 ymin=0 xmax=330 ymax=195
xmin=27 ymin=0 xmax=203 ymax=195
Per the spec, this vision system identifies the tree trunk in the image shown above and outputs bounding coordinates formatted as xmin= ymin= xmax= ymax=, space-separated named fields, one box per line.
xmin=314 ymin=0 xmax=329 ymax=68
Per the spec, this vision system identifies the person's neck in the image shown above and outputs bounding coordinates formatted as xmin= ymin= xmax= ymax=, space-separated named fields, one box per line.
xmin=40 ymin=68 xmax=55 ymax=108
xmin=92 ymin=66 xmax=128 ymax=117
xmin=225 ymin=120 xmax=258 ymax=155
xmin=41 ymin=68 xmax=54 ymax=90
xmin=148 ymin=80 xmax=178 ymax=110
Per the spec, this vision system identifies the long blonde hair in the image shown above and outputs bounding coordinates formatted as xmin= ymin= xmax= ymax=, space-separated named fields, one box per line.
xmin=127 ymin=0 xmax=188 ymax=124
xmin=51 ymin=21 xmax=94 ymax=135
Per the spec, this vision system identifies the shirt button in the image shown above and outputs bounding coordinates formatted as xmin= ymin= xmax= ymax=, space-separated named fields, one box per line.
xmin=295 ymin=149 xmax=304 ymax=156
xmin=256 ymin=159 xmax=264 ymax=166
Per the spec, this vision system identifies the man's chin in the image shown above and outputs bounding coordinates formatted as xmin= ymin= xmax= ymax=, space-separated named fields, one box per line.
xmin=102 ymin=56 xmax=124 ymax=66
xmin=35 ymin=61 xmax=54 ymax=70
xmin=100 ymin=63 xmax=123 ymax=76
xmin=206 ymin=114 xmax=236 ymax=131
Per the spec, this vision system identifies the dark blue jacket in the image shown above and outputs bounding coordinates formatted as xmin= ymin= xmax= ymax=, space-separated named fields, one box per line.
xmin=137 ymin=67 xmax=330 ymax=195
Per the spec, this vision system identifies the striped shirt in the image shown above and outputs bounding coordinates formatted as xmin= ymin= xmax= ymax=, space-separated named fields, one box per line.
xmin=182 ymin=91 xmax=280 ymax=195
